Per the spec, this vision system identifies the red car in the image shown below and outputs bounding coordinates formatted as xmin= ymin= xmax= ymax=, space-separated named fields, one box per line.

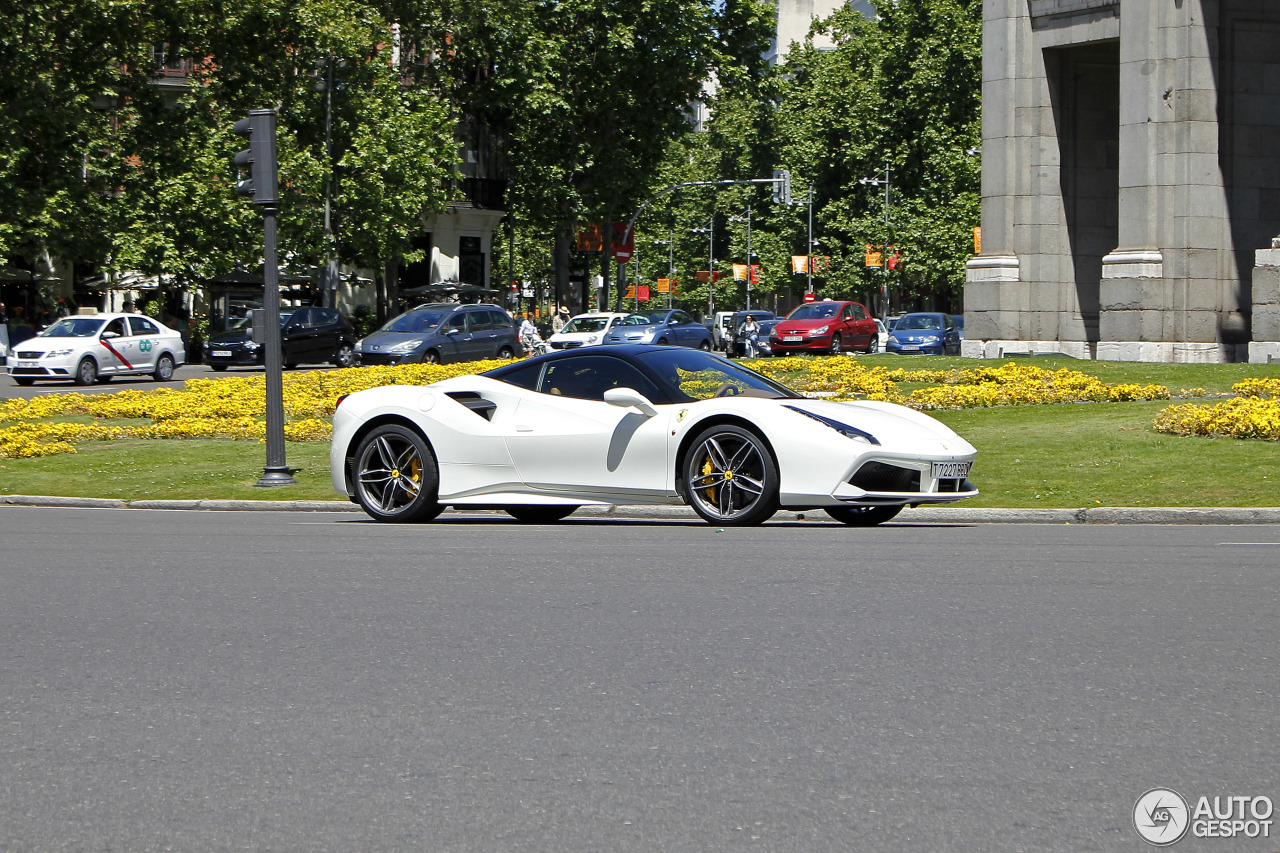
xmin=769 ymin=300 xmax=879 ymax=356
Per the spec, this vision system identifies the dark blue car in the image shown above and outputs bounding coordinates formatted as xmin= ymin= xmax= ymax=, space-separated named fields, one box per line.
xmin=602 ymin=309 xmax=713 ymax=350
xmin=884 ymin=312 xmax=962 ymax=355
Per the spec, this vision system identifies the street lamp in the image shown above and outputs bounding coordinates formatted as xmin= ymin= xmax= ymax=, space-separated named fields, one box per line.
xmin=691 ymin=215 xmax=715 ymax=319
xmin=729 ymin=207 xmax=755 ymax=311
xmin=652 ymin=235 xmax=674 ymax=309
xmin=314 ymin=55 xmax=347 ymax=309
xmin=859 ymin=163 xmax=891 ymax=316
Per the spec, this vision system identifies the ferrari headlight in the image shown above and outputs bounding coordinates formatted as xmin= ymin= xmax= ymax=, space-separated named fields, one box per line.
xmin=387 ymin=339 xmax=425 ymax=353
xmin=783 ymin=405 xmax=880 ymax=445
xmin=809 ymin=325 xmax=830 ymax=336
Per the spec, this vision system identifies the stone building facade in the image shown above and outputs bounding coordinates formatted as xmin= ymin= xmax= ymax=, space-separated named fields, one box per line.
xmin=966 ymin=0 xmax=1280 ymax=363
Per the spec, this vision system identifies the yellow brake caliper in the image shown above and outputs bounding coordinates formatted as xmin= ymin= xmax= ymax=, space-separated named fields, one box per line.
xmin=702 ymin=456 xmax=718 ymax=501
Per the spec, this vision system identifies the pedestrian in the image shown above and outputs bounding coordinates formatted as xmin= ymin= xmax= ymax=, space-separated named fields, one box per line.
xmin=519 ymin=313 xmax=538 ymax=355
xmin=552 ymin=306 xmax=570 ymax=334
xmin=737 ymin=314 xmax=761 ymax=358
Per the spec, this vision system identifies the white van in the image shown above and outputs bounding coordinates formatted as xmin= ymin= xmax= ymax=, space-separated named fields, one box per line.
xmin=712 ymin=311 xmax=737 ymax=351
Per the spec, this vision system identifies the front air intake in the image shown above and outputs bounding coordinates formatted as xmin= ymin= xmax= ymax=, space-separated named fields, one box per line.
xmin=850 ymin=461 xmax=920 ymax=493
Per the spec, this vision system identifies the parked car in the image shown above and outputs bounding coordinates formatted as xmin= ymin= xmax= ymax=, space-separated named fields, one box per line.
xmin=7 ymin=312 xmax=186 ymax=386
xmin=753 ymin=319 xmax=783 ymax=356
xmin=769 ymin=300 xmax=878 ymax=356
xmin=884 ymin=312 xmax=962 ymax=355
xmin=204 ymin=307 xmax=354 ymax=371
xmin=954 ymin=315 xmax=965 ymax=340
xmin=546 ymin=312 xmax=629 ymax=350
xmin=711 ymin=311 xmax=737 ymax=351
xmin=725 ymin=310 xmax=778 ymax=357
xmin=330 ymin=345 xmax=978 ymax=526
xmin=872 ymin=319 xmax=888 ymax=353
xmin=602 ymin=309 xmax=713 ymax=349
xmin=356 ymin=303 xmax=519 ymax=366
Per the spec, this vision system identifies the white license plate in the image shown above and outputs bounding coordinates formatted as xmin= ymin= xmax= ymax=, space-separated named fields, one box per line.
xmin=901 ymin=344 xmax=919 ymax=351
xmin=211 ymin=350 xmax=232 ymax=357
xmin=18 ymin=360 xmax=38 ymax=368
xmin=783 ymin=335 xmax=803 ymax=342
xmin=931 ymin=461 xmax=971 ymax=479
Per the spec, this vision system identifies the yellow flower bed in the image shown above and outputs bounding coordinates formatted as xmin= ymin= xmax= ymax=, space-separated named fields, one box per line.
xmin=0 ymin=356 xmax=1222 ymax=459
xmin=1153 ymin=379 xmax=1280 ymax=441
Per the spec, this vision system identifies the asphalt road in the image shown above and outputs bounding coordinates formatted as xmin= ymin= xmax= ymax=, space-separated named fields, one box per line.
xmin=3 ymin=508 xmax=1278 ymax=851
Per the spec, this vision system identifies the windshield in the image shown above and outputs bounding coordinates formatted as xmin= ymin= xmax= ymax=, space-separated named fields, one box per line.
xmin=562 ymin=317 xmax=611 ymax=334
xmin=381 ymin=309 xmax=448 ymax=334
xmin=787 ymin=303 xmax=840 ymax=321
xmin=636 ymin=349 xmax=800 ymax=402
xmin=897 ymin=314 xmax=942 ymax=331
xmin=39 ymin=317 xmax=106 ymax=338
xmin=617 ymin=314 xmax=655 ymax=327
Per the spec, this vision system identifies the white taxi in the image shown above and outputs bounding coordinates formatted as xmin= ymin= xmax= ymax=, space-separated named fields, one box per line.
xmin=7 ymin=313 xmax=186 ymax=386
xmin=546 ymin=312 xmax=630 ymax=350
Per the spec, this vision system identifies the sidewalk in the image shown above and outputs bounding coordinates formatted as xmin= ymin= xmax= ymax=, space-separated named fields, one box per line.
xmin=3 ymin=494 xmax=1280 ymax=524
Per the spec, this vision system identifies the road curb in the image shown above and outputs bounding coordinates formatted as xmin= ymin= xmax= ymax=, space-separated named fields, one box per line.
xmin=3 ymin=494 xmax=1279 ymax=523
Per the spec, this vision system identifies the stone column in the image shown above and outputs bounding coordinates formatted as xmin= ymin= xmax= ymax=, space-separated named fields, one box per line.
xmin=1250 ymin=243 xmax=1280 ymax=363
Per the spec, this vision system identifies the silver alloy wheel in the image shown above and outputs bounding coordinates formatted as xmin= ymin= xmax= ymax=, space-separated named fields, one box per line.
xmin=684 ymin=425 xmax=779 ymax=526
xmin=334 ymin=343 xmax=354 ymax=368
xmin=353 ymin=424 xmax=443 ymax=522
xmin=828 ymin=333 xmax=842 ymax=355
xmin=75 ymin=357 xmax=98 ymax=386
xmin=153 ymin=354 xmax=174 ymax=381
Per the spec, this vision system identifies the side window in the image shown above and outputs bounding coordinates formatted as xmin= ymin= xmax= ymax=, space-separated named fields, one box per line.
xmin=285 ymin=309 xmax=308 ymax=328
xmin=851 ymin=304 xmax=866 ymax=321
xmin=446 ymin=313 xmax=468 ymax=333
xmin=315 ymin=308 xmax=340 ymax=327
xmin=671 ymin=312 xmax=688 ymax=326
xmin=104 ymin=318 xmax=127 ymax=337
xmin=129 ymin=317 xmax=159 ymax=336
xmin=491 ymin=361 xmax=542 ymax=391
xmin=539 ymin=356 xmax=661 ymax=401
xmin=468 ymin=310 xmax=493 ymax=331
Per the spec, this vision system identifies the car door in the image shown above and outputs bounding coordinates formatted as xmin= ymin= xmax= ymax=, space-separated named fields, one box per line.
xmin=504 ymin=354 xmax=674 ymax=499
xmin=97 ymin=317 xmax=133 ymax=375
xmin=842 ymin=302 xmax=874 ymax=350
xmin=669 ymin=311 xmax=695 ymax=347
xmin=126 ymin=316 xmax=164 ymax=373
xmin=439 ymin=310 xmax=475 ymax=362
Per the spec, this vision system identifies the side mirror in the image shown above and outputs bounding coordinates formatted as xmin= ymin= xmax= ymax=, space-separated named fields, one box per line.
xmin=445 ymin=327 xmax=460 ymax=336
xmin=102 ymin=331 xmax=119 ymax=339
xmin=603 ymin=387 xmax=658 ymax=417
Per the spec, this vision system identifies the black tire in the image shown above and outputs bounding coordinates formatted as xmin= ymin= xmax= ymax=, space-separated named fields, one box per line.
xmin=74 ymin=357 xmax=98 ymax=386
xmin=352 ymin=424 xmax=444 ymax=523
xmin=210 ymin=365 xmax=228 ymax=372
xmin=683 ymin=424 xmax=779 ymax=526
xmin=497 ymin=345 xmax=515 ymax=359
xmin=657 ymin=338 xmax=669 ymax=346
xmin=423 ymin=350 xmax=441 ymax=364
xmin=828 ymin=333 xmax=843 ymax=356
xmin=699 ymin=340 xmax=711 ymax=351
xmin=824 ymin=504 xmax=904 ymax=526
xmin=152 ymin=353 xmax=175 ymax=381
xmin=333 ymin=343 xmax=355 ymax=368
xmin=505 ymin=505 xmax=579 ymax=523
xmin=14 ymin=377 xmax=34 ymax=386
xmin=865 ymin=336 xmax=877 ymax=354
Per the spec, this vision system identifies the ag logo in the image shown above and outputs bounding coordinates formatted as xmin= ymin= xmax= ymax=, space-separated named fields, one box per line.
xmin=1135 ymin=788 xmax=1190 ymax=846
xmin=139 ymin=339 xmax=153 ymax=352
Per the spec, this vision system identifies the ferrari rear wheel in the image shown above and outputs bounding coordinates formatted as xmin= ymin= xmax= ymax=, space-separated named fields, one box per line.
xmin=505 ymin=505 xmax=579 ymax=523
xmin=825 ymin=504 xmax=903 ymax=526
xmin=352 ymin=424 xmax=444 ymax=523
xmin=684 ymin=425 xmax=779 ymax=526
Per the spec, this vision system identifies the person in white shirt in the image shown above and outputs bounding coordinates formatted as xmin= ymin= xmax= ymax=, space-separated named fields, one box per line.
xmin=737 ymin=314 xmax=761 ymax=358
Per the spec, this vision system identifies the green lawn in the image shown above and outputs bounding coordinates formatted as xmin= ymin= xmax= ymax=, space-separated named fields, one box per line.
xmin=2 ymin=356 xmax=1278 ymax=507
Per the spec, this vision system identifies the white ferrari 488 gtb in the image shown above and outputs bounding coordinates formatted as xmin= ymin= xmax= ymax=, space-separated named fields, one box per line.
xmin=331 ymin=345 xmax=977 ymax=526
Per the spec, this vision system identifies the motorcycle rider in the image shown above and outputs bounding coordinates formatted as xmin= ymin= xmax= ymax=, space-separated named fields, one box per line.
xmin=737 ymin=314 xmax=761 ymax=358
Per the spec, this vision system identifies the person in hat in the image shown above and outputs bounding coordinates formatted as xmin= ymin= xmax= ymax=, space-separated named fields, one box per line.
xmin=551 ymin=306 xmax=570 ymax=335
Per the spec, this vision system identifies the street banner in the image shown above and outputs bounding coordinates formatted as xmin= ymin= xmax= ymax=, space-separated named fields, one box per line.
xmin=656 ymin=278 xmax=671 ymax=293
xmin=791 ymin=255 xmax=808 ymax=274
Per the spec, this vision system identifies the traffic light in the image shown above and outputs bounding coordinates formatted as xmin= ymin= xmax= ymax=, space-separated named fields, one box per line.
xmin=772 ymin=169 xmax=791 ymax=205
xmin=232 ymin=110 xmax=279 ymax=206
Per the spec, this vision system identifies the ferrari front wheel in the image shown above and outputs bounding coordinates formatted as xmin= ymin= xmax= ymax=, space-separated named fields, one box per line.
xmin=683 ymin=425 xmax=779 ymax=526
xmin=352 ymin=424 xmax=444 ymax=523
xmin=825 ymin=504 xmax=903 ymax=526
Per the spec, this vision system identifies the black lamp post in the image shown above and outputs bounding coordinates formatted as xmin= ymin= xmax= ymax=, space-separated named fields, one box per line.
xmin=314 ymin=55 xmax=347 ymax=308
